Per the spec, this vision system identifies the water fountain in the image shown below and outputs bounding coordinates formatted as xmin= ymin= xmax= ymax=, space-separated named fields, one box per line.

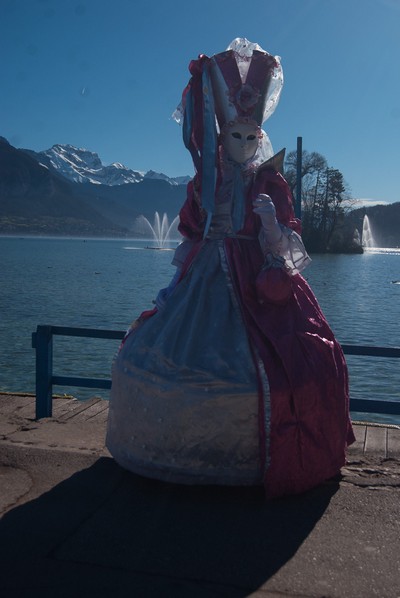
xmin=133 ymin=212 xmax=180 ymax=249
xmin=361 ymin=214 xmax=376 ymax=248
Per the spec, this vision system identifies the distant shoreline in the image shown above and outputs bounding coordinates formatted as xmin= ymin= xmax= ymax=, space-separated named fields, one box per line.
xmin=0 ymin=233 xmax=182 ymax=244
xmin=2 ymin=234 xmax=399 ymax=254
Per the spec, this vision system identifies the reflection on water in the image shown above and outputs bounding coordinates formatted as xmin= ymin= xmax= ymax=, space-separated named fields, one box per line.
xmin=1 ymin=237 xmax=399 ymax=424
xmin=363 ymin=247 xmax=400 ymax=255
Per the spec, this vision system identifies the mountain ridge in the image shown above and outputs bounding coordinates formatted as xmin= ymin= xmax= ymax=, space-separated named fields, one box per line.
xmin=22 ymin=142 xmax=191 ymax=187
xmin=0 ymin=138 xmax=188 ymax=236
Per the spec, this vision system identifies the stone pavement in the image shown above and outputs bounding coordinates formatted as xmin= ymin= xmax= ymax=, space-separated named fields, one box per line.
xmin=1 ymin=393 xmax=400 ymax=598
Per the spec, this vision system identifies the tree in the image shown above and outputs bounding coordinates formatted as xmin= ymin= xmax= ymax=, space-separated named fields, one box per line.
xmin=284 ymin=150 xmax=327 ymax=197
xmin=285 ymin=150 xmax=354 ymax=252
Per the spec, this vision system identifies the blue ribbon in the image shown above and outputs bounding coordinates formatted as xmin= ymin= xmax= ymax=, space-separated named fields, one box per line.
xmin=182 ymin=87 xmax=192 ymax=149
xmin=201 ymin=67 xmax=217 ymax=238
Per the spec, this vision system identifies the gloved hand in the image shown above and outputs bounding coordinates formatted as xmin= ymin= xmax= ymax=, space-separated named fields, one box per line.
xmin=253 ymin=194 xmax=282 ymax=246
xmin=155 ymin=268 xmax=181 ymax=310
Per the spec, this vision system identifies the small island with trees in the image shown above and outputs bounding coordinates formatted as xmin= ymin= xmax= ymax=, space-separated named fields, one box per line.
xmin=283 ymin=149 xmax=398 ymax=254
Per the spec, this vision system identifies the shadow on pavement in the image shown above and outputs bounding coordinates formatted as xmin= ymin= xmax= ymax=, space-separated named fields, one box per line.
xmin=0 ymin=457 xmax=339 ymax=596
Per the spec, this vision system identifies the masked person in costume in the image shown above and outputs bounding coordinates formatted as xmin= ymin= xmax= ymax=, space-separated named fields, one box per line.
xmin=107 ymin=38 xmax=355 ymax=498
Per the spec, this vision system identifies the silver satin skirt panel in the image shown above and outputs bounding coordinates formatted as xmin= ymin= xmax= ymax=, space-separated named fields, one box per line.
xmin=106 ymin=241 xmax=264 ymax=485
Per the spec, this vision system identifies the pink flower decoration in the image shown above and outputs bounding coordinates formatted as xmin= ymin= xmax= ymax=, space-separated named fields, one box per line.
xmin=235 ymin=84 xmax=260 ymax=111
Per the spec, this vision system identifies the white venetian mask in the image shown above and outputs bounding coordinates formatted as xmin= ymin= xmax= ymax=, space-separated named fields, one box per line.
xmin=221 ymin=121 xmax=260 ymax=164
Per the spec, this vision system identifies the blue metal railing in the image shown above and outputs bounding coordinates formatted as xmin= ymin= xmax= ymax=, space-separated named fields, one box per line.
xmin=31 ymin=324 xmax=400 ymax=420
xmin=32 ymin=325 xmax=124 ymax=419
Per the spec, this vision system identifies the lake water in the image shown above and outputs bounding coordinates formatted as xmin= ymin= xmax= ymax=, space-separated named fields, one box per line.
xmin=1 ymin=236 xmax=399 ymax=424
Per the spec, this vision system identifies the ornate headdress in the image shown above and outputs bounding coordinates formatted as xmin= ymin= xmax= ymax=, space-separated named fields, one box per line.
xmin=209 ymin=38 xmax=283 ymax=130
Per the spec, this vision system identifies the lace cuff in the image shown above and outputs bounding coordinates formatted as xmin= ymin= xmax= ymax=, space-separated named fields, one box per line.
xmin=259 ymin=225 xmax=311 ymax=275
xmin=281 ymin=227 xmax=311 ymax=274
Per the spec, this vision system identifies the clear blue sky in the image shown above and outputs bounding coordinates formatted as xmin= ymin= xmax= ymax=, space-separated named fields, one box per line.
xmin=1 ymin=0 xmax=399 ymax=206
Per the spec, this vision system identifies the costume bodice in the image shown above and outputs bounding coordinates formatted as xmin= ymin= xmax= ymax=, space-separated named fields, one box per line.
xmin=206 ymin=160 xmax=255 ymax=239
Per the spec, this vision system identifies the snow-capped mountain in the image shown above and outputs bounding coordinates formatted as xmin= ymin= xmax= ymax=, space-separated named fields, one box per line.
xmin=36 ymin=144 xmax=144 ymax=185
xmin=32 ymin=144 xmax=190 ymax=187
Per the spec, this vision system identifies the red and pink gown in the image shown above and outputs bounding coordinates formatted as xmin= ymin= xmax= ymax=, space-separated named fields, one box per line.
xmin=106 ymin=158 xmax=355 ymax=498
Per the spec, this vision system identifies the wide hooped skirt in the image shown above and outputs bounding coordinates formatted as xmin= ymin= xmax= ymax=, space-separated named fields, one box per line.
xmin=106 ymin=241 xmax=265 ymax=485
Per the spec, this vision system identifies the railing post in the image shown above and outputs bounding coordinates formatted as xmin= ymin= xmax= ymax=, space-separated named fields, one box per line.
xmin=296 ymin=136 xmax=302 ymax=219
xmin=32 ymin=325 xmax=54 ymax=419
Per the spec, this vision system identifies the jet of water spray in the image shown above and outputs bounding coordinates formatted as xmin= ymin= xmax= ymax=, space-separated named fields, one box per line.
xmin=361 ymin=215 xmax=376 ymax=248
xmin=133 ymin=212 xmax=180 ymax=248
